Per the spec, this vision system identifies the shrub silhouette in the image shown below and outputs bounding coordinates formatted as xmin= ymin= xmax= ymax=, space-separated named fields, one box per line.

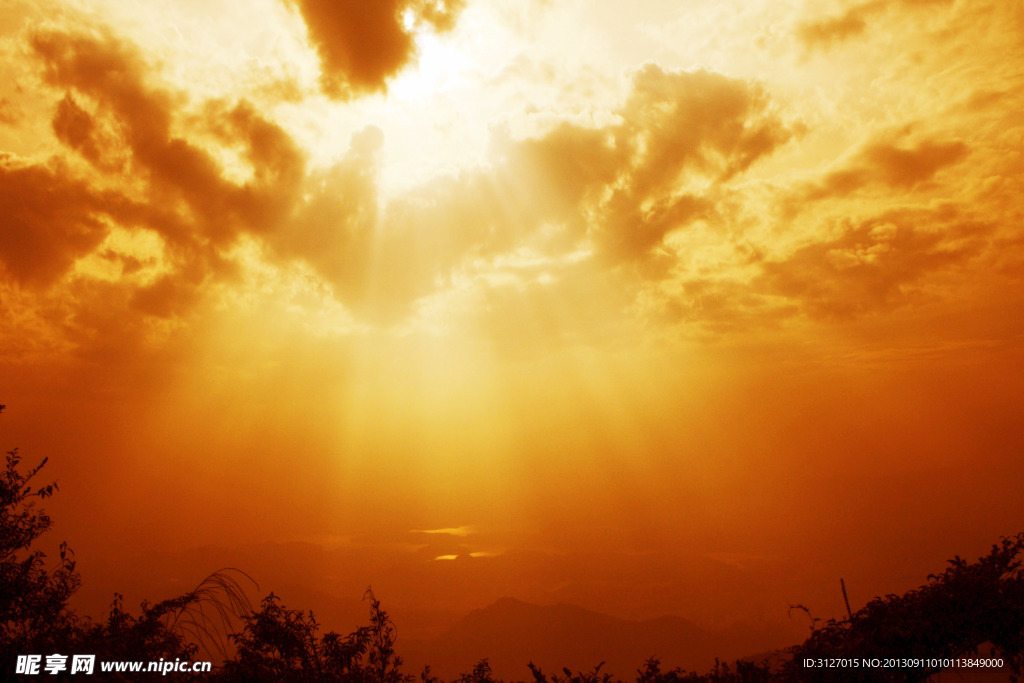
xmin=785 ymin=533 xmax=1024 ymax=683
xmin=456 ymin=658 xmax=498 ymax=683
xmin=218 ymin=588 xmax=411 ymax=683
xmin=68 ymin=568 xmax=253 ymax=676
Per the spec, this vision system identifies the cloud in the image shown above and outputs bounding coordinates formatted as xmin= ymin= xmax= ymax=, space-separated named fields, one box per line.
xmin=21 ymin=27 xmax=425 ymax=327
xmin=760 ymin=210 xmax=988 ymax=318
xmin=22 ymin=26 xmax=316 ymax=328
xmin=861 ymin=139 xmax=969 ymax=188
xmin=285 ymin=0 xmax=466 ymax=98
xmin=802 ymin=136 xmax=969 ymax=202
xmin=470 ymin=259 xmax=635 ymax=357
xmin=310 ymin=65 xmax=790 ymax=322
xmin=15 ymin=25 xmax=801 ymax=341
xmin=797 ymin=0 xmax=955 ymax=50
xmin=268 ymin=126 xmax=383 ymax=313
xmin=23 ymin=26 xmax=521 ymax=327
xmin=0 ymin=24 xmax=335 ymax=374
xmin=0 ymin=157 xmax=110 ymax=286
xmin=32 ymin=28 xmax=306 ymax=246
xmin=332 ymin=64 xmax=791 ymax=322
xmin=571 ymin=64 xmax=793 ymax=262
xmin=16 ymin=21 xmax=798 ymax=332
xmin=51 ymin=93 xmax=121 ymax=172
xmin=130 ymin=271 xmax=204 ymax=319
xmin=797 ymin=7 xmax=869 ymax=47
xmin=796 ymin=1 xmax=881 ymax=48
xmin=634 ymin=277 xmax=798 ymax=336
xmin=482 ymin=65 xmax=792 ymax=264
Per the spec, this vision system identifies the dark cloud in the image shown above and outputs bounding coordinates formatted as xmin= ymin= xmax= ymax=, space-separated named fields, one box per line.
xmin=16 ymin=26 xmax=308 ymax=328
xmin=861 ymin=139 xmax=969 ymax=187
xmin=0 ymin=157 xmax=110 ymax=286
xmin=32 ymin=28 xmax=306 ymax=246
xmin=52 ymin=92 xmax=100 ymax=161
xmin=22 ymin=27 xmax=410 ymax=326
xmin=51 ymin=92 xmax=123 ymax=171
xmin=583 ymin=65 xmax=792 ymax=261
xmin=640 ymin=278 xmax=798 ymax=336
xmin=21 ymin=29 xmax=793 ymax=329
xmin=130 ymin=273 xmax=203 ymax=319
xmin=208 ymin=99 xmax=307 ymax=234
xmin=760 ymin=211 xmax=988 ymax=318
xmin=796 ymin=3 xmax=872 ymax=47
xmin=285 ymin=0 xmax=466 ymax=98
xmin=485 ymin=66 xmax=791 ymax=266
xmin=802 ymin=137 xmax=968 ymax=202
xmin=0 ymin=25 xmax=324 ymax=382
xmin=797 ymin=0 xmax=955 ymax=50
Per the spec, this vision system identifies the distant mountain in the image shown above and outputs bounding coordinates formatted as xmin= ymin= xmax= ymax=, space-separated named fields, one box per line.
xmin=398 ymin=597 xmax=791 ymax=681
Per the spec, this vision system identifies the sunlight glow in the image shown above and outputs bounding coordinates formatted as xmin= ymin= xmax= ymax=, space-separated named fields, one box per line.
xmin=388 ymin=30 xmax=472 ymax=101
xmin=4 ymin=0 xmax=1023 ymax=665
xmin=413 ymin=526 xmax=475 ymax=537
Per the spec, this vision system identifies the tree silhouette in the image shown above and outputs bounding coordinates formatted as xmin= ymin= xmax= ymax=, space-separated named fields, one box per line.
xmin=786 ymin=533 xmax=1024 ymax=682
xmin=0 ymin=404 xmax=81 ymax=658
xmin=218 ymin=588 xmax=411 ymax=682
xmin=454 ymin=658 xmax=499 ymax=683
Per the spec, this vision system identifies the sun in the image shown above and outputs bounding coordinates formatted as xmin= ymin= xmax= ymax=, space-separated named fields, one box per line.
xmin=366 ymin=17 xmax=496 ymax=200
xmin=388 ymin=19 xmax=473 ymax=101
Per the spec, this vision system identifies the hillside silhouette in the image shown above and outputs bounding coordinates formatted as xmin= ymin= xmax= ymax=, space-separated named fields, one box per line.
xmin=399 ymin=597 xmax=790 ymax=680
xmin=3 ymin=402 xmax=1023 ymax=682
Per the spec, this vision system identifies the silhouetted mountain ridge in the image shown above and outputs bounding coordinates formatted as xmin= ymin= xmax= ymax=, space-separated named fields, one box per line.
xmin=399 ymin=596 xmax=788 ymax=680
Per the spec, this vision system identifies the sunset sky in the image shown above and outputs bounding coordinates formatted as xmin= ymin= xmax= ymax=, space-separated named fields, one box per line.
xmin=2 ymin=0 xmax=1023 ymax=659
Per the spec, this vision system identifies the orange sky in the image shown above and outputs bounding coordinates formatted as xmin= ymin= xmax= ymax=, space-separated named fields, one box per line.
xmin=2 ymin=0 xmax=1024 ymax=659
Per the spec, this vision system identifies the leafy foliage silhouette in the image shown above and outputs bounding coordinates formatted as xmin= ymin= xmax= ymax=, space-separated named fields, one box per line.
xmin=785 ymin=532 xmax=1024 ymax=683
xmin=218 ymin=588 xmax=412 ymax=682
xmin=456 ymin=658 xmax=498 ymax=683
xmin=0 ymin=404 xmax=81 ymax=658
